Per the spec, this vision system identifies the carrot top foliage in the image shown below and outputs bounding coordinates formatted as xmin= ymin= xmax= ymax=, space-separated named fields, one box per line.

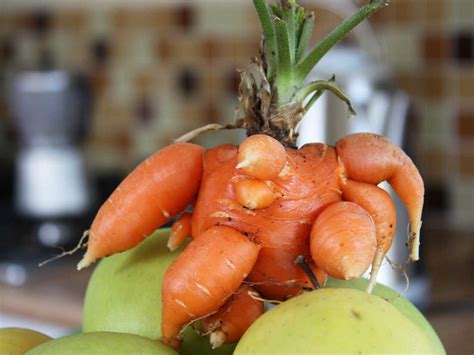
xmin=177 ymin=0 xmax=390 ymax=147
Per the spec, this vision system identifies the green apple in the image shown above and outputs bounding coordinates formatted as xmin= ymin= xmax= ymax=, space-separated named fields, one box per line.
xmin=235 ymin=288 xmax=441 ymax=354
xmin=0 ymin=327 xmax=51 ymax=354
xmin=82 ymin=228 xmax=179 ymax=340
xmin=83 ymin=228 xmax=234 ymax=354
xmin=326 ymin=277 xmax=445 ymax=354
xmin=26 ymin=331 xmax=176 ymax=354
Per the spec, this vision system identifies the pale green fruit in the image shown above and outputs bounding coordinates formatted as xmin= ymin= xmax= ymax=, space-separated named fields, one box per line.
xmin=235 ymin=288 xmax=435 ymax=354
xmin=83 ymin=228 xmax=181 ymax=339
xmin=83 ymin=228 xmax=234 ymax=354
xmin=326 ymin=277 xmax=445 ymax=354
xmin=26 ymin=331 xmax=176 ymax=354
xmin=0 ymin=327 xmax=51 ymax=354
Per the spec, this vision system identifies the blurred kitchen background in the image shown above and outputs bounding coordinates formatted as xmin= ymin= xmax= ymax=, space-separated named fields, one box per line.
xmin=0 ymin=0 xmax=472 ymax=353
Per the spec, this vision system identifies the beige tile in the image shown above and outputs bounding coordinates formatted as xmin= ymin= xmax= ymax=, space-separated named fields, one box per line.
xmin=15 ymin=32 xmax=40 ymax=69
xmin=86 ymin=8 xmax=111 ymax=37
xmin=449 ymin=177 xmax=474 ymax=229
xmin=446 ymin=0 xmax=474 ymax=29
xmin=127 ymin=30 xmax=157 ymax=69
xmin=414 ymin=98 xmax=455 ymax=148
xmin=377 ymin=25 xmax=422 ymax=71
xmin=196 ymin=2 xmax=255 ymax=39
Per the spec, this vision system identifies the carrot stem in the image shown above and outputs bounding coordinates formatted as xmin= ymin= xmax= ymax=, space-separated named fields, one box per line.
xmin=296 ymin=0 xmax=389 ymax=82
xmin=294 ymin=255 xmax=320 ymax=290
xmin=296 ymin=79 xmax=356 ymax=115
xmin=253 ymin=0 xmax=277 ymax=82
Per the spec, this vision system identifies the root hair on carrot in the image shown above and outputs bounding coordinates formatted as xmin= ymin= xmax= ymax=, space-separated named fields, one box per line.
xmin=247 ymin=290 xmax=282 ymax=305
xmin=385 ymin=255 xmax=411 ymax=300
xmin=38 ymin=230 xmax=89 ymax=267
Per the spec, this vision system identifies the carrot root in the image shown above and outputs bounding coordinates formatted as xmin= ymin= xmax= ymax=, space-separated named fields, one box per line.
xmin=168 ymin=212 xmax=193 ymax=251
xmin=161 ymin=226 xmax=260 ymax=341
xmin=310 ymin=201 xmax=377 ymax=280
xmin=336 ymin=133 xmax=424 ymax=261
xmin=201 ymin=285 xmax=264 ymax=348
xmin=40 ymin=230 xmax=89 ymax=269
xmin=367 ymin=247 xmax=385 ymax=294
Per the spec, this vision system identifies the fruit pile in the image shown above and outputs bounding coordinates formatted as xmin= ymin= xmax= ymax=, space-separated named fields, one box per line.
xmin=1 ymin=231 xmax=444 ymax=354
xmin=1 ymin=0 xmax=446 ymax=353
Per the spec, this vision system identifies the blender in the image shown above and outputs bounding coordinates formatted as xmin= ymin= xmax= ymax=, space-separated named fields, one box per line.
xmin=2 ymin=70 xmax=93 ymax=283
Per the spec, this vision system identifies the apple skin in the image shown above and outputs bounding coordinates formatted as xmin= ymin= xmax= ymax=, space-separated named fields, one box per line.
xmin=26 ymin=331 xmax=176 ymax=354
xmin=235 ymin=288 xmax=438 ymax=354
xmin=83 ymin=228 xmax=179 ymax=340
xmin=82 ymin=228 xmax=234 ymax=354
xmin=0 ymin=328 xmax=51 ymax=354
xmin=326 ymin=277 xmax=445 ymax=354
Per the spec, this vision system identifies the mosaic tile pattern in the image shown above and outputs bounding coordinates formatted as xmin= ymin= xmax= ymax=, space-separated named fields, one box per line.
xmin=0 ymin=0 xmax=473 ymax=228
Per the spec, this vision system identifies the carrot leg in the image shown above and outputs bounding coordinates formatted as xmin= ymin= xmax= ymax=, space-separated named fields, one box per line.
xmin=161 ymin=226 xmax=260 ymax=346
xmin=336 ymin=133 xmax=424 ymax=261
xmin=201 ymin=285 xmax=264 ymax=348
xmin=168 ymin=212 xmax=193 ymax=251
xmin=78 ymin=143 xmax=204 ymax=269
xmin=340 ymin=179 xmax=397 ymax=292
xmin=310 ymin=201 xmax=377 ymax=280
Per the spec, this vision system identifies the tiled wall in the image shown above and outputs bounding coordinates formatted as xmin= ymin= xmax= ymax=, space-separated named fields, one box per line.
xmin=0 ymin=0 xmax=473 ymax=229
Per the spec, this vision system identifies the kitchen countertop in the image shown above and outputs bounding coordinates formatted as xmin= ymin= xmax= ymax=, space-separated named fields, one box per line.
xmin=0 ymin=259 xmax=93 ymax=328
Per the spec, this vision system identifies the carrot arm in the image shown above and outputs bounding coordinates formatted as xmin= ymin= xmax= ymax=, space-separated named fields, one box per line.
xmin=78 ymin=143 xmax=204 ymax=269
xmin=336 ymin=133 xmax=424 ymax=261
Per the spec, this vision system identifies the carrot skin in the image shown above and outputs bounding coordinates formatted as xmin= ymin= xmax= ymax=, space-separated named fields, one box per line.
xmin=247 ymin=247 xmax=326 ymax=300
xmin=336 ymin=133 xmax=424 ymax=260
xmin=201 ymin=285 xmax=264 ymax=347
xmin=168 ymin=212 xmax=193 ymax=251
xmin=341 ymin=179 xmax=396 ymax=253
xmin=234 ymin=178 xmax=275 ymax=210
xmin=78 ymin=143 xmax=204 ymax=269
xmin=310 ymin=201 xmax=377 ymax=280
xmin=161 ymin=226 xmax=260 ymax=341
xmin=237 ymin=134 xmax=287 ymax=180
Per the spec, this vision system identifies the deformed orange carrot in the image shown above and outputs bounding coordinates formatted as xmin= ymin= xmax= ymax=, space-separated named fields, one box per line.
xmin=161 ymin=226 xmax=260 ymax=344
xmin=201 ymin=285 xmax=264 ymax=348
xmin=310 ymin=201 xmax=377 ymax=280
xmin=77 ymin=143 xmax=204 ymax=270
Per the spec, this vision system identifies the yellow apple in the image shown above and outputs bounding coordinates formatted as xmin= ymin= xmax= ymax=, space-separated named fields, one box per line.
xmin=0 ymin=327 xmax=51 ymax=354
